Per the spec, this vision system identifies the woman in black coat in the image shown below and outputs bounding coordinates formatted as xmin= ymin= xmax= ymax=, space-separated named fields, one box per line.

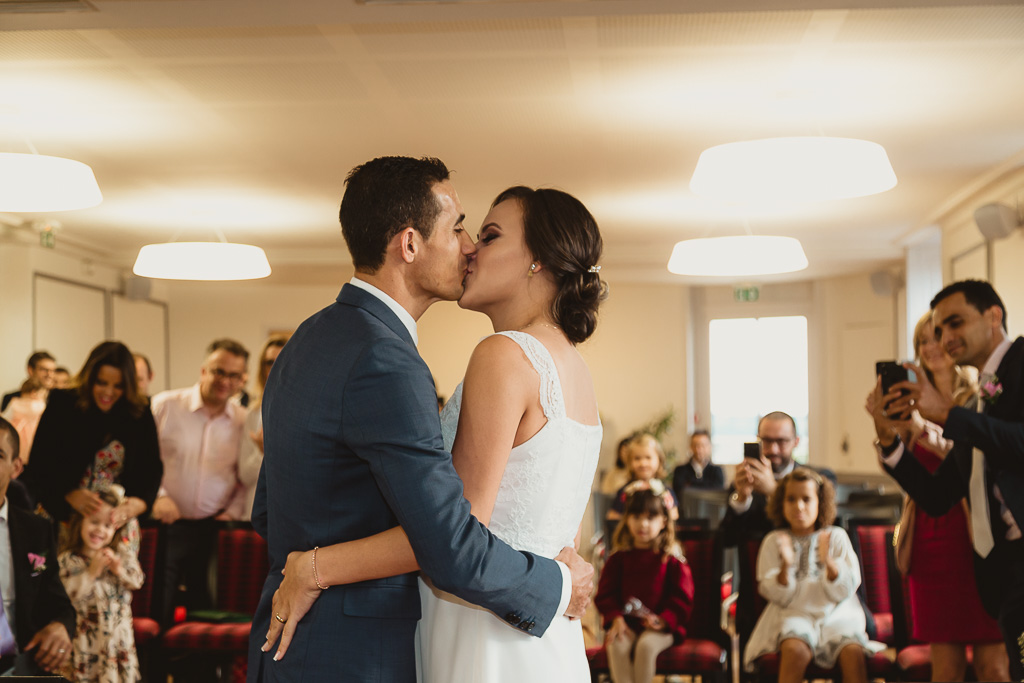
xmin=22 ymin=341 xmax=162 ymax=530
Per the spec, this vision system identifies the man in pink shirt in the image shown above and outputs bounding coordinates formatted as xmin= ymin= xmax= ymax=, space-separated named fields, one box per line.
xmin=151 ymin=338 xmax=249 ymax=626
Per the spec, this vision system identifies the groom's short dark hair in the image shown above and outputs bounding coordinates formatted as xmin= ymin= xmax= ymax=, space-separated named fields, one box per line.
xmin=340 ymin=156 xmax=451 ymax=272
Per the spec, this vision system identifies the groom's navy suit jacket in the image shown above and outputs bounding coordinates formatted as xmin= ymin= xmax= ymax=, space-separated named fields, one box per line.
xmin=885 ymin=336 xmax=1024 ymax=618
xmin=248 ymin=284 xmax=564 ymax=683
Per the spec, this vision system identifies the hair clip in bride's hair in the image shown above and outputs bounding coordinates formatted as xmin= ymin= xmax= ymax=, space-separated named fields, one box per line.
xmin=587 ymin=265 xmax=601 ymax=273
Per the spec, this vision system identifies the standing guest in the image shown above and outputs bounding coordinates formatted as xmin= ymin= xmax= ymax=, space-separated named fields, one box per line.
xmin=133 ymin=354 xmax=154 ymax=401
xmin=0 ymin=379 xmax=47 ymax=464
xmin=600 ymin=435 xmax=635 ymax=496
xmin=608 ymin=433 xmax=679 ymax=522
xmin=0 ymin=417 xmax=75 ymax=676
xmin=866 ymin=311 xmax=1008 ymax=681
xmin=150 ymin=338 xmax=247 ymax=626
xmin=58 ymin=485 xmax=143 ymax=683
xmin=672 ymin=429 xmax=725 ymax=501
xmin=52 ymin=367 xmax=71 ymax=390
xmin=874 ymin=279 xmax=1024 ymax=680
xmin=21 ymin=342 xmax=161 ymax=537
xmin=1 ymin=351 xmax=56 ymax=412
xmin=237 ymin=334 xmax=289 ymax=521
xmin=743 ymin=468 xmax=882 ymax=682
xmin=596 ymin=489 xmax=694 ymax=683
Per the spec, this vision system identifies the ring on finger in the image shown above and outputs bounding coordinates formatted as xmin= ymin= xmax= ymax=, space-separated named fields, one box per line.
xmin=275 ymin=613 xmax=287 ymax=624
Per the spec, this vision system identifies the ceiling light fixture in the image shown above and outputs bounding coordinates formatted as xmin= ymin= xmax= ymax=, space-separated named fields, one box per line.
xmin=133 ymin=239 xmax=271 ymax=281
xmin=690 ymin=137 xmax=897 ymax=204
xmin=667 ymin=235 xmax=808 ymax=277
xmin=0 ymin=152 xmax=103 ymax=212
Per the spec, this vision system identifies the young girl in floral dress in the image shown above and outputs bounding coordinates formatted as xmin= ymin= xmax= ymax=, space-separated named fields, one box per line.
xmin=58 ymin=485 xmax=143 ymax=682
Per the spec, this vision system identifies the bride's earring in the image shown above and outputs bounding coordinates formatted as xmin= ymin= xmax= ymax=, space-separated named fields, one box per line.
xmin=528 ymin=263 xmax=537 ymax=278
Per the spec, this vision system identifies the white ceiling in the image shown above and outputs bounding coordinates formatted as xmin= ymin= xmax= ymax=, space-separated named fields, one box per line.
xmin=2 ymin=0 xmax=1023 ymax=286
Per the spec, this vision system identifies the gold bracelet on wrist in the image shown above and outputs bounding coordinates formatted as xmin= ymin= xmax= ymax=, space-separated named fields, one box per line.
xmin=311 ymin=546 xmax=327 ymax=590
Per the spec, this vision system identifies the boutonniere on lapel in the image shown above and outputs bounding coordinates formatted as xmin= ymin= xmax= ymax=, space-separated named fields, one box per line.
xmin=981 ymin=375 xmax=1004 ymax=406
xmin=27 ymin=552 xmax=47 ymax=577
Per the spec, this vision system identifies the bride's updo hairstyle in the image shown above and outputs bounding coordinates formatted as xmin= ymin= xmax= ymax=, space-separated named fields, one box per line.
xmin=491 ymin=186 xmax=608 ymax=344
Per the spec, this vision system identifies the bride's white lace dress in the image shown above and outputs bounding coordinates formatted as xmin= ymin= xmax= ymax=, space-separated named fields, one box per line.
xmin=416 ymin=330 xmax=602 ymax=682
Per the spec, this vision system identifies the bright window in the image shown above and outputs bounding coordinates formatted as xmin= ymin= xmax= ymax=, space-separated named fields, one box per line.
xmin=708 ymin=316 xmax=809 ymax=465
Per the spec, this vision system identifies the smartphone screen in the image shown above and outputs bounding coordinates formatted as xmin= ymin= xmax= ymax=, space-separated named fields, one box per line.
xmin=743 ymin=442 xmax=760 ymax=461
xmin=875 ymin=360 xmax=908 ymax=395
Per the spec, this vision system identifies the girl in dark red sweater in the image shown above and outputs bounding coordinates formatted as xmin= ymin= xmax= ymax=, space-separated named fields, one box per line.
xmin=596 ymin=489 xmax=694 ymax=683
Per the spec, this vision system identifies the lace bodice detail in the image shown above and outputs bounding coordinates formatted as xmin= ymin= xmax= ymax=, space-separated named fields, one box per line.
xmin=440 ymin=331 xmax=602 ymax=558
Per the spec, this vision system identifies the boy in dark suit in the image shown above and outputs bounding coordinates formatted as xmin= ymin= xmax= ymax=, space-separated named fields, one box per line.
xmin=0 ymin=416 xmax=75 ymax=675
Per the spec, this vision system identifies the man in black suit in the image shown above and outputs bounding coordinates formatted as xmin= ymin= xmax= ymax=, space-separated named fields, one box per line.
xmin=876 ymin=279 xmax=1024 ymax=679
xmin=717 ymin=412 xmax=838 ymax=645
xmin=0 ymin=417 xmax=74 ymax=676
xmin=671 ymin=429 xmax=726 ymax=503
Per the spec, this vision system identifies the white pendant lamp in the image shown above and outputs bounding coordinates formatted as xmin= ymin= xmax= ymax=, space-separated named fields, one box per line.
xmin=0 ymin=152 xmax=103 ymax=212
xmin=690 ymin=137 xmax=897 ymax=204
xmin=133 ymin=241 xmax=271 ymax=281
xmin=667 ymin=235 xmax=808 ymax=277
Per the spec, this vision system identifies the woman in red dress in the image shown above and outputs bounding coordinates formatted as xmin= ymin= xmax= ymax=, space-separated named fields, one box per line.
xmin=904 ymin=311 xmax=1007 ymax=681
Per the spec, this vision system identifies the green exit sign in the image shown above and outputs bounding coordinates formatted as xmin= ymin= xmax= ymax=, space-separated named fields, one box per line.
xmin=734 ymin=285 xmax=760 ymax=302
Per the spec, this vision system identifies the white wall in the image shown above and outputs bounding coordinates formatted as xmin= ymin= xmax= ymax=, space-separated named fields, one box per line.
xmin=0 ymin=242 xmax=170 ymax=392
xmin=162 ymin=278 xmax=345 ymax=391
xmin=937 ymin=167 xmax=1024 ymax=336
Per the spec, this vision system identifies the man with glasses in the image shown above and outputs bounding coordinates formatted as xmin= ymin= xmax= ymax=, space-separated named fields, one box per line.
xmin=1 ymin=351 xmax=56 ymax=412
xmin=151 ymin=338 xmax=249 ymax=628
xmin=718 ymin=411 xmax=837 ymax=646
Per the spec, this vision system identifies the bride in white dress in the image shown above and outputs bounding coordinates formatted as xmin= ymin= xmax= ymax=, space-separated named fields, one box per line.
xmin=266 ymin=185 xmax=606 ymax=680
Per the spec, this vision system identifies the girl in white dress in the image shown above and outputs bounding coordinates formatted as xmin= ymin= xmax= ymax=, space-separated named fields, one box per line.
xmin=264 ymin=185 xmax=606 ymax=681
xmin=743 ymin=468 xmax=883 ymax=683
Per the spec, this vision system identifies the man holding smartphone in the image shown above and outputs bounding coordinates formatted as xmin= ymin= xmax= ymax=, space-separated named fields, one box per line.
xmin=874 ymin=279 xmax=1024 ymax=679
xmin=717 ymin=412 xmax=837 ymax=645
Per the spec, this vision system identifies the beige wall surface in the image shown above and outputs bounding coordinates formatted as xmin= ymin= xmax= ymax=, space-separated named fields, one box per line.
xmin=939 ymin=166 xmax=1024 ymax=339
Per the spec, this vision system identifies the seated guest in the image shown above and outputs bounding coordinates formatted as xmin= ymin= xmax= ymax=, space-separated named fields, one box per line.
xmin=1 ymin=351 xmax=56 ymax=412
xmin=599 ymin=434 xmax=634 ymax=496
xmin=608 ymin=432 xmax=679 ymax=522
xmin=672 ymin=429 xmax=725 ymax=502
xmin=0 ymin=416 xmax=75 ymax=676
xmin=743 ymin=468 xmax=882 ymax=682
xmin=717 ymin=412 xmax=837 ymax=648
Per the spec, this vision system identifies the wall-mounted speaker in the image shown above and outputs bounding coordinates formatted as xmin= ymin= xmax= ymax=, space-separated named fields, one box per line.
xmin=870 ymin=269 xmax=902 ymax=297
xmin=974 ymin=202 xmax=1021 ymax=241
xmin=123 ymin=274 xmax=152 ymax=300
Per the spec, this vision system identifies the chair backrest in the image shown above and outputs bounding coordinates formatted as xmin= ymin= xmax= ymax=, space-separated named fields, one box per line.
xmin=132 ymin=525 xmax=160 ymax=619
xmin=851 ymin=522 xmax=894 ymax=615
xmin=215 ymin=528 xmax=269 ymax=614
xmin=678 ymin=529 xmax=726 ymax=644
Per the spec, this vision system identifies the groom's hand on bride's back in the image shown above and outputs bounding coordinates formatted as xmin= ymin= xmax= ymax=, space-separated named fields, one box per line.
xmin=555 ymin=546 xmax=594 ymax=618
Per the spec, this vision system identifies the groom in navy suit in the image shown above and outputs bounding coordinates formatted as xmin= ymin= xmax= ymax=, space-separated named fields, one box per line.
xmin=248 ymin=157 xmax=593 ymax=682
xmin=879 ymin=279 xmax=1024 ymax=679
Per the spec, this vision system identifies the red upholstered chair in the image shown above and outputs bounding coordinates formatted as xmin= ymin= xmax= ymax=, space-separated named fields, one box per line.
xmin=848 ymin=520 xmax=897 ymax=647
xmin=132 ymin=525 xmax=161 ymax=638
xmin=587 ymin=528 xmax=730 ymax=683
xmin=161 ymin=526 xmax=269 ymax=682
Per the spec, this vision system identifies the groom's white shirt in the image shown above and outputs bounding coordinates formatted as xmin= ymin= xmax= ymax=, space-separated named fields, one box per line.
xmin=348 ymin=276 xmax=574 ymax=620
